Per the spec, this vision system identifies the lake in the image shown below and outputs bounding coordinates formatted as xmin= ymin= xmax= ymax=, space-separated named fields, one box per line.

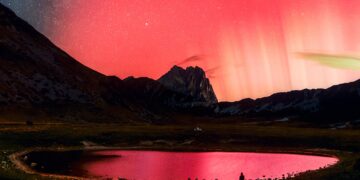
xmin=24 ymin=150 xmax=338 ymax=179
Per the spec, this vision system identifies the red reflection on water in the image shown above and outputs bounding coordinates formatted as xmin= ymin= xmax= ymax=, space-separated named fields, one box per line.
xmin=81 ymin=151 xmax=338 ymax=180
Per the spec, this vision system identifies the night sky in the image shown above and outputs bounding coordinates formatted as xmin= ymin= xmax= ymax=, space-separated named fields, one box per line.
xmin=2 ymin=0 xmax=360 ymax=101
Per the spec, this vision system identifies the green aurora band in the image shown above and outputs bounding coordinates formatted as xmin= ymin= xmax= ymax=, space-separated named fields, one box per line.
xmin=298 ymin=52 xmax=360 ymax=70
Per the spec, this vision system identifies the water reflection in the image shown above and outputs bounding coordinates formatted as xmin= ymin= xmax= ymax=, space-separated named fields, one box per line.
xmin=76 ymin=151 xmax=338 ymax=180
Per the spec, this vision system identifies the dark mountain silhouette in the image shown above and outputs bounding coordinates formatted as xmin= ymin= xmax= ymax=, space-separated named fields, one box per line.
xmin=0 ymin=3 xmax=108 ymax=105
xmin=0 ymin=3 xmax=215 ymax=122
xmin=158 ymin=65 xmax=218 ymax=105
xmin=217 ymin=80 xmax=360 ymax=122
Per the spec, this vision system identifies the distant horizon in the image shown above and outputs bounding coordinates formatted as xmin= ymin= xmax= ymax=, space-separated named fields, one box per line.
xmin=2 ymin=0 xmax=360 ymax=101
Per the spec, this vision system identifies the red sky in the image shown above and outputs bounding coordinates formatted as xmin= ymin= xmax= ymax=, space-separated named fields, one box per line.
xmin=48 ymin=0 xmax=360 ymax=102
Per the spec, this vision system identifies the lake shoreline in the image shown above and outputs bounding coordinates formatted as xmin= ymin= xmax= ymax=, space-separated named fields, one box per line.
xmin=2 ymin=122 xmax=358 ymax=179
xmin=10 ymin=146 xmax=341 ymax=179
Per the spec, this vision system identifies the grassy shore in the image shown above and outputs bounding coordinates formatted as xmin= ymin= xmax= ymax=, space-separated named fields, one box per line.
xmin=1 ymin=120 xmax=360 ymax=179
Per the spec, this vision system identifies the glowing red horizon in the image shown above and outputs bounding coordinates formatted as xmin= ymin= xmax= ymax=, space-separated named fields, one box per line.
xmin=48 ymin=0 xmax=360 ymax=101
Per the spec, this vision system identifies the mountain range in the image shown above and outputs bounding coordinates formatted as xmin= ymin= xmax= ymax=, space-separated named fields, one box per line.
xmin=1 ymin=3 xmax=360 ymax=124
xmin=217 ymin=79 xmax=360 ymax=123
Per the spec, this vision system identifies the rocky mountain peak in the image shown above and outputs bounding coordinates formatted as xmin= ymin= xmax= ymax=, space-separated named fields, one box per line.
xmin=158 ymin=65 xmax=218 ymax=104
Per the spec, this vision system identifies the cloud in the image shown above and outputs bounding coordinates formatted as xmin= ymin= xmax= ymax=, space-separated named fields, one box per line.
xmin=296 ymin=52 xmax=360 ymax=70
xmin=205 ymin=66 xmax=220 ymax=74
xmin=205 ymin=66 xmax=221 ymax=79
xmin=177 ymin=55 xmax=205 ymax=65
xmin=175 ymin=55 xmax=221 ymax=78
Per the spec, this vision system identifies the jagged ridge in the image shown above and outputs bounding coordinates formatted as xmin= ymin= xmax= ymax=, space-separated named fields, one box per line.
xmin=158 ymin=65 xmax=218 ymax=105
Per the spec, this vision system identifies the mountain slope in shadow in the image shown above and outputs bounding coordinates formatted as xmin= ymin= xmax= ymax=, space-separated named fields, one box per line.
xmin=0 ymin=3 xmax=217 ymax=123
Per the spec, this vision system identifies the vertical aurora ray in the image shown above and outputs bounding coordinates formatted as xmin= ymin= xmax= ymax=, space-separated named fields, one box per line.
xmin=3 ymin=0 xmax=360 ymax=101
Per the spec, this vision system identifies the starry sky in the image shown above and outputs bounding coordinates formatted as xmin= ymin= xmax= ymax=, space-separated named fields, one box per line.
xmin=2 ymin=0 xmax=360 ymax=102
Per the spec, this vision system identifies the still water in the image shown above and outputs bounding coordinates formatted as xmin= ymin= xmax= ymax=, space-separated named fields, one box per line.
xmin=27 ymin=150 xmax=338 ymax=180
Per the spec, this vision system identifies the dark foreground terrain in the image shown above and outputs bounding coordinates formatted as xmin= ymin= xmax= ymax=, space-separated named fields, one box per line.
xmin=1 ymin=118 xmax=360 ymax=180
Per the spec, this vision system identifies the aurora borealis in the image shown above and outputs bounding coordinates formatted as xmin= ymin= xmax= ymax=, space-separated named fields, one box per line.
xmin=2 ymin=0 xmax=360 ymax=101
